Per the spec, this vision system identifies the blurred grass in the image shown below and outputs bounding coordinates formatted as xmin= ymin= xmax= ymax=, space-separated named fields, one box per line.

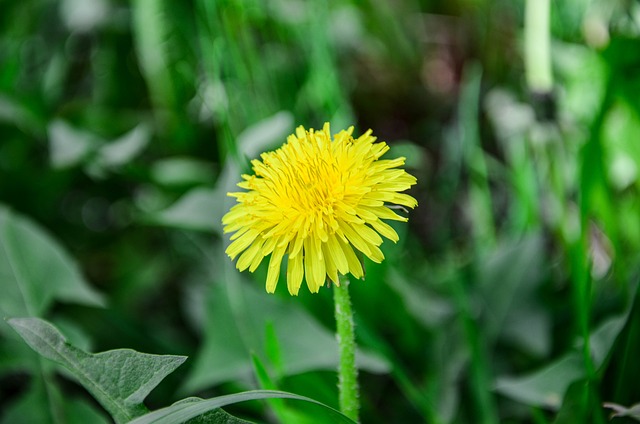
xmin=3 ymin=0 xmax=640 ymax=423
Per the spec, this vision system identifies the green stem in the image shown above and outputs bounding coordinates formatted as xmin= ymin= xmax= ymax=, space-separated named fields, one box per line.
xmin=333 ymin=280 xmax=359 ymax=422
xmin=525 ymin=0 xmax=552 ymax=92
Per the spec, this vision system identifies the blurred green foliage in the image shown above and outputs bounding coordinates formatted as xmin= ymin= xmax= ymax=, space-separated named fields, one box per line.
xmin=3 ymin=0 xmax=640 ymax=423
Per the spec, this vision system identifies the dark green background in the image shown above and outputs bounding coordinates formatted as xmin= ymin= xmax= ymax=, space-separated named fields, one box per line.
xmin=2 ymin=0 xmax=640 ymax=423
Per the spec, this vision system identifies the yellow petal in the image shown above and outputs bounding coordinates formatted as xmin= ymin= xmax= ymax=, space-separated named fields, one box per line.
xmin=369 ymin=219 xmax=399 ymax=242
xmin=367 ymin=244 xmax=385 ymax=263
xmin=286 ymin=252 xmax=304 ymax=295
xmin=304 ymin=237 xmax=326 ymax=293
xmin=339 ymin=221 xmax=373 ymax=257
xmin=236 ymin=238 xmax=265 ymax=271
xmin=265 ymin=244 xmax=286 ymax=293
xmin=289 ymin=235 xmax=304 ymax=258
xmin=361 ymin=205 xmax=408 ymax=222
xmin=392 ymin=193 xmax=418 ymax=208
xmin=338 ymin=237 xmax=363 ymax=279
xmin=322 ymin=241 xmax=340 ymax=285
xmin=225 ymin=229 xmax=260 ymax=259
xmin=354 ymin=223 xmax=383 ymax=246
xmin=326 ymin=234 xmax=349 ymax=274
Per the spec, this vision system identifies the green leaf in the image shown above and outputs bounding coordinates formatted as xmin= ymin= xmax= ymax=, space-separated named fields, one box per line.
xmin=146 ymin=153 xmax=245 ymax=234
xmin=127 ymin=390 xmax=356 ymax=424
xmin=554 ymin=43 xmax=606 ymax=125
xmin=131 ymin=0 xmax=177 ymax=111
xmin=8 ymin=318 xmax=187 ymax=424
xmin=552 ymin=380 xmax=590 ymax=424
xmin=264 ymin=321 xmax=284 ymax=378
xmin=236 ymin=111 xmax=293 ymax=159
xmin=0 ymin=372 xmax=65 ymax=424
xmin=477 ymin=233 xmax=550 ymax=356
xmin=494 ymin=353 xmax=584 ymax=410
xmin=95 ymin=123 xmax=152 ymax=168
xmin=48 ymin=120 xmax=151 ymax=176
xmin=494 ymin=303 xmax=633 ymax=411
xmin=0 ymin=334 xmax=40 ymax=375
xmin=1 ymin=371 xmax=112 ymax=424
xmin=250 ymin=353 xmax=332 ymax=424
xmin=250 ymin=354 xmax=288 ymax=421
xmin=0 ymin=94 xmax=44 ymax=138
xmin=130 ymin=0 xmax=195 ymax=124
xmin=0 ymin=203 xmax=108 ymax=424
xmin=251 ymin=353 xmax=278 ymax=391
xmin=173 ymin=398 xmax=253 ymax=424
xmin=601 ymin=100 xmax=640 ymax=190
xmin=85 ymin=124 xmax=154 ymax=179
xmin=61 ymin=395 xmax=113 ymax=424
xmin=386 ymin=269 xmax=454 ymax=329
xmin=0 ymin=205 xmax=105 ymax=332
xmin=183 ymin=281 xmax=389 ymax=393
xmin=150 ymin=157 xmax=215 ymax=188
xmin=587 ymin=313 xmax=629 ymax=369
xmin=144 ymin=187 xmax=222 ymax=233
xmin=48 ymin=119 xmax=101 ymax=169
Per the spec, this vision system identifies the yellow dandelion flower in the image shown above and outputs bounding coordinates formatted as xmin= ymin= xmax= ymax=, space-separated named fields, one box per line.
xmin=222 ymin=123 xmax=418 ymax=295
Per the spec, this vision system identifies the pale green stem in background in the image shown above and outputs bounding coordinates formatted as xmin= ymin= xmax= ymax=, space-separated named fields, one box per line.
xmin=525 ymin=0 xmax=553 ymax=92
xmin=333 ymin=280 xmax=359 ymax=422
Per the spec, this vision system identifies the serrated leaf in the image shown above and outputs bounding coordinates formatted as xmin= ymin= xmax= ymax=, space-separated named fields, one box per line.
xmin=127 ymin=390 xmax=356 ymax=424
xmin=9 ymin=318 xmax=187 ymax=424
xmin=0 ymin=205 xmax=105 ymax=334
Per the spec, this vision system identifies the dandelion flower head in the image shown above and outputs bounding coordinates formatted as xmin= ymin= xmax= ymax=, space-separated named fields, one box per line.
xmin=222 ymin=123 xmax=418 ymax=295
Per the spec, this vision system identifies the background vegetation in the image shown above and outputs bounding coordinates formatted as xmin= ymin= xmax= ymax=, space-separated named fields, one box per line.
xmin=2 ymin=0 xmax=640 ymax=422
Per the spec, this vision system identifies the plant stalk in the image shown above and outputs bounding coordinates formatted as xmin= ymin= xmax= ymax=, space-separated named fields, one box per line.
xmin=525 ymin=0 xmax=553 ymax=92
xmin=333 ymin=280 xmax=359 ymax=422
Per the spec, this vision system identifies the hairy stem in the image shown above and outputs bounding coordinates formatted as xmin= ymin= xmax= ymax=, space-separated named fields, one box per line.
xmin=333 ymin=280 xmax=359 ymax=422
